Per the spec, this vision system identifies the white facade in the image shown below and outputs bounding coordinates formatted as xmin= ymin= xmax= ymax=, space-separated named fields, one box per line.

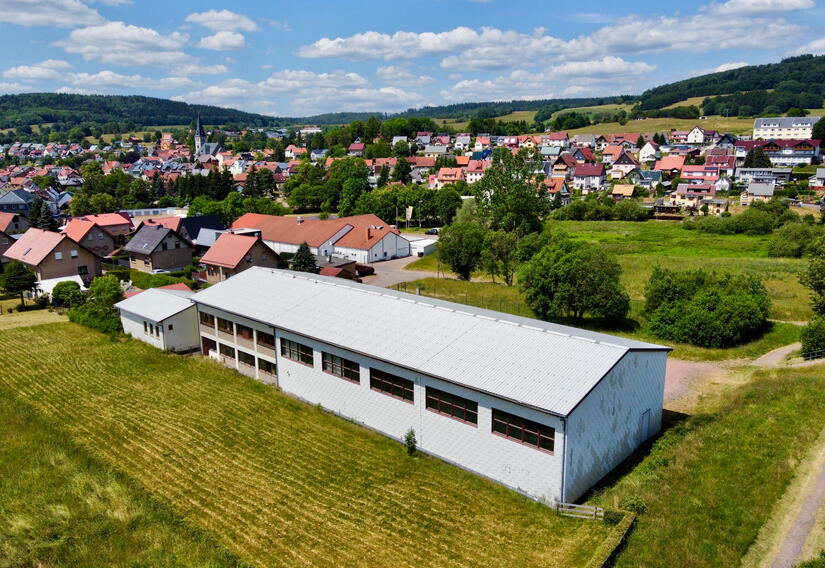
xmin=116 ymin=289 xmax=200 ymax=353
xmin=262 ymin=226 xmax=410 ymax=264
xmin=189 ymin=268 xmax=670 ymax=503
xmin=753 ymin=117 xmax=815 ymax=140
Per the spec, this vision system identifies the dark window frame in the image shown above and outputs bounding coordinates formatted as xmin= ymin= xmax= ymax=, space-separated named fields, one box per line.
xmin=257 ymin=357 xmax=276 ymax=375
xmin=238 ymin=350 xmax=255 ymax=366
xmin=426 ymin=387 xmax=478 ymax=425
xmin=218 ymin=343 xmax=236 ymax=359
xmin=217 ymin=317 xmax=233 ymax=334
xmin=370 ymin=368 xmax=414 ymax=403
xmin=280 ymin=338 xmax=314 ymax=366
xmin=256 ymin=330 xmax=276 ymax=349
xmin=236 ymin=323 xmax=253 ymax=340
xmin=200 ymin=312 xmax=215 ymax=326
xmin=492 ymin=409 xmax=555 ymax=454
xmin=321 ymin=352 xmax=360 ymax=383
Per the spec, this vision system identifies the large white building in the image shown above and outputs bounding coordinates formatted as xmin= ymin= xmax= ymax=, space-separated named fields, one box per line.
xmin=753 ymin=117 xmax=817 ymax=140
xmin=190 ymin=267 xmax=670 ymax=503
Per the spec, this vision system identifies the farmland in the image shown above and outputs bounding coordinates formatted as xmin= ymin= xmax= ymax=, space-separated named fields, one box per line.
xmin=0 ymin=323 xmax=617 ymax=568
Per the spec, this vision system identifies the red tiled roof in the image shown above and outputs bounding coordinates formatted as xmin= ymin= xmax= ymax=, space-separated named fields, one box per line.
xmin=0 ymin=212 xmax=19 ymax=233
xmin=654 ymin=155 xmax=686 ymax=171
xmin=574 ymin=163 xmax=605 ymax=176
xmin=123 ymin=282 xmax=191 ymax=299
xmin=63 ymin=218 xmax=96 ymax=242
xmin=142 ymin=216 xmax=182 ymax=231
xmin=200 ymin=233 xmax=265 ymax=269
xmin=4 ymin=228 xmax=68 ymax=266
xmin=319 ymin=266 xmax=343 ymax=277
xmin=81 ymin=212 xmax=132 ymax=228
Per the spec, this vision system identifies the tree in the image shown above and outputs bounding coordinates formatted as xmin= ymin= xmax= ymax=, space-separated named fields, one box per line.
xmin=68 ymin=275 xmax=123 ymax=334
xmin=801 ymin=318 xmax=825 ymax=360
xmin=1 ymin=260 xmax=37 ymax=308
xmin=743 ymin=148 xmax=772 ymax=168
xmin=51 ymin=280 xmax=84 ymax=307
xmin=636 ymin=134 xmax=645 ymax=148
xmin=433 ymin=185 xmax=463 ymax=226
xmin=483 ymin=230 xmax=519 ymax=285
xmin=801 ymin=236 xmax=825 ymax=318
xmin=391 ymin=157 xmax=412 ymax=184
xmin=292 ymin=242 xmax=317 ymax=273
xmin=814 ymin=117 xmax=825 ymax=142
xmin=377 ymin=165 xmax=390 ymax=187
xmin=89 ymin=192 xmax=117 ymax=214
xmin=88 ymin=273 xmax=123 ymax=307
xmin=519 ymin=239 xmax=630 ymax=322
xmin=437 ymin=222 xmax=486 ymax=280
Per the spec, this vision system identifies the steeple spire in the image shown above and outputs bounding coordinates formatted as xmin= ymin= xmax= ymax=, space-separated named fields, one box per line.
xmin=194 ymin=113 xmax=206 ymax=155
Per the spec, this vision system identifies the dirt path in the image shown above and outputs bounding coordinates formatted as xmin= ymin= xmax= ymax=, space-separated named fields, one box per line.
xmin=754 ymin=343 xmax=803 ymax=368
xmin=772 ymin=457 xmax=825 ymax=568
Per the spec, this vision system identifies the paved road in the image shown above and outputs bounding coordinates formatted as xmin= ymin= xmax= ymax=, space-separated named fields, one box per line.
xmin=363 ymin=255 xmax=442 ymax=288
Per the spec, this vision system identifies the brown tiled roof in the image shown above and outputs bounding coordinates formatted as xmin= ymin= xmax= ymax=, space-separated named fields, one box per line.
xmin=0 ymin=212 xmax=19 ymax=233
xmin=4 ymin=228 xmax=70 ymax=266
xmin=200 ymin=233 xmax=270 ymax=269
xmin=81 ymin=212 xmax=132 ymax=228
xmin=64 ymin=218 xmax=96 ymax=242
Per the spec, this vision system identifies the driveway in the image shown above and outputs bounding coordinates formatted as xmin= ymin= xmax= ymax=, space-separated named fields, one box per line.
xmin=363 ymin=255 xmax=442 ymax=288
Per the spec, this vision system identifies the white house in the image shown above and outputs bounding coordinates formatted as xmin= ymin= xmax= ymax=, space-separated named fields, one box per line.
xmin=190 ymin=268 xmax=670 ymax=504
xmin=115 ymin=287 xmax=200 ymax=352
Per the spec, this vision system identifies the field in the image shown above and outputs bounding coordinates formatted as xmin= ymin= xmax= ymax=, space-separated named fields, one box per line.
xmin=595 ymin=363 xmax=825 ymax=567
xmin=551 ymin=103 xmax=635 ymax=119
xmin=565 ymin=115 xmax=758 ymax=135
xmin=0 ymin=323 xmax=617 ymax=567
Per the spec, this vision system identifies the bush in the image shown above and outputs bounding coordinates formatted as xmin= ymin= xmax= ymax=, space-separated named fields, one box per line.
xmin=68 ymin=303 xmax=122 ymax=334
xmin=129 ymin=270 xmax=194 ymax=291
xmin=621 ymin=496 xmax=648 ymax=514
xmin=768 ymin=222 xmax=823 ymax=257
xmin=683 ymin=199 xmax=792 ymax=235
xmin=801 ymin=318 xmax=825 ymax=360
xmin=51 ymin=280 xmax=84 ymax=307
xmin=404 ymin=428 xmax=417 ymax=456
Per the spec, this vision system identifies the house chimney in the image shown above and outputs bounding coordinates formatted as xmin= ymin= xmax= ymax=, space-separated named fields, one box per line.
xmin=297 ymin=216 xmax=303 ymax=224
xmin=366 ymin=227 xmax=371 ymax=239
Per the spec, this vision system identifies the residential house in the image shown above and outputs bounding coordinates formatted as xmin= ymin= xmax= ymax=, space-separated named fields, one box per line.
xmin=231 ymin=213 xmax=411 ymax=263
xmin=740 ymin=182 xmax=775 ymax=205
xmin=753 ymin=117 xmax=816 ymax=140
xmin=466 ymin=160 xmax=490 ymax=184
xmin=115 ymin=287 xmax=199 ymax=353
xmin=735 ymin=139 xmax=821 ymax=166
xmin=809 ymin=168 xmax=825 ymax=192
xmin=637 ymin=170 xmax=663 ymax=190
xmin=601 ymin=144 xmax=624 ymax=164
xmin=0 ymin=189 xmax=34 ymax=216
xmin=454 ymin=134 xmax=472 ymax=152
xmin=570 ymin=147 xmax=595 ymax=164
xmin=190 ymin=267 xmax=669 ymax=503
xmin=347 ymin=142 xmax=365 ymax=157
xmin=671 ymin=184 xmax=716 ymax=208
xmin=572 ymin=163 xmax=606 ymax=194
xmin=0 ymin=212 xmax=27 ymax=261
xmin=434 ymin=167 xmax=465 ymax=189
xmin=611 ymin=151 xmax=640 ymax=180
xmin=734 ymin=167 xmax=792 ymax=187
xmin=654 ymin=155 xmax=686 ymax=177
xmin=544 ymin=132 xmax=569 ymax=148
xmin=63 ymin=219 xmax=116 ymax=257
xmin=552 ymin=153 xmax=577 ymax=180
xmin=610 ymin=184 xmax=636 ymax=201
xmin=544 ymin=178 xmax=571 ymax=204
xmin=681 ymin=165 xmax=721 ymax=184
xmin=424 ymin=145 xmax=449 ymax=159
xmin=315 ymin=255 xmax=359 ymax=279
xmin=80 ymin=212 xmax=133 ymax=237
xmin=124 ymin=225 xmax=194 ymax=273
xmin=199 ymin=233 xmax=281 ymax=284
xmin=3 ymin=227 xmax=102 ymax=285
xmin=638 ymin=141 xmax=660 ymax=163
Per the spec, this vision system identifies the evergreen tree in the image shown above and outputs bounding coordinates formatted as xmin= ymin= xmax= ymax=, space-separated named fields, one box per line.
xmin=1 ymin=260 xmax=37 ymax=308
xmin=743 ymin=148 xmax=772 ymax=168
xmin=377 ymin=165 xmax=390 ymax=187
xmin=292 ymin=242 xmax=318 ymax=273
xmin=636 ymin=134 xmax=645 ymax=148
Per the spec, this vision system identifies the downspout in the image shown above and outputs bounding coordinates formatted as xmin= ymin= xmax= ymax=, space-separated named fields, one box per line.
xmin=560 ymin=416 xmax=567 ymax=504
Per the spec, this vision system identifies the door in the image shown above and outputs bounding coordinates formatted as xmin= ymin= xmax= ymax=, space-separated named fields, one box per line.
xmin=639 ymin=409 xmax=651 ymax=445
xmin=201 ymin=337 xmax=216 ymax=356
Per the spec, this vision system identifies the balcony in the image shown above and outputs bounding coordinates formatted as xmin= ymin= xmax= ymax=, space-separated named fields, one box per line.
xmin=217 ymin=328 xmax=234 ymax=343
xmin=256 ymin=343 xmax=276 ymax=359
xmin=238 ymin=361 xmax=256 ymax=378
xmin=199 ymin=323 xmax=216 ymax=336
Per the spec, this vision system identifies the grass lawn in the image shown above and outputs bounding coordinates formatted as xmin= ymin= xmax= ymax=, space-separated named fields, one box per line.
xmin=598 ymin=363 xmax=825 ymax=567
xmin=564 ymin=115 xmax=758 ymax=135
xmin=0 ymin=323 xmax=617 ymax=567
xmin=0 ymin=394 xmax=243 ymax=567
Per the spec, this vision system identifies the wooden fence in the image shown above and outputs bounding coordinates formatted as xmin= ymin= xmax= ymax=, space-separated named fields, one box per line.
xmin=554 ymin=501 xmax=605 ymax=520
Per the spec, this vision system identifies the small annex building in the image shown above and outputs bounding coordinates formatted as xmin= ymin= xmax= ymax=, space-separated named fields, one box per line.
xmin=189 ymin=267 xmax=670 ymax=503
xmin=115 ymin=287 xmax=199 ymax=352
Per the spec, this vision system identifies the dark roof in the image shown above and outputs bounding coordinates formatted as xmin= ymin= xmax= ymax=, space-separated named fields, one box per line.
xmin=0 ymin=189 xmax=34 ymax=205
xmin=123 ymin=225 xmax=188 ymax=254
xmin=178 ymin=214 xmax=224 ymax=241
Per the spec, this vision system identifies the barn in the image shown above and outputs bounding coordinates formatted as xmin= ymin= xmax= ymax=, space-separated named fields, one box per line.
xmin=190 ymin=267 xmax=670 ymax=503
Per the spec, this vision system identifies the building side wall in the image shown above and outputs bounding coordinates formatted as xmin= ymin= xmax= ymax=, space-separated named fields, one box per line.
xmin=163 ymin=308 xmax=200 ymax=352
xmin=37 ymin=240 xmax=101 ymax=283
xmin=563 ymin=350 xmax=666 ymax=502
xmin=120 ymin=311 xmax=164 ymax=350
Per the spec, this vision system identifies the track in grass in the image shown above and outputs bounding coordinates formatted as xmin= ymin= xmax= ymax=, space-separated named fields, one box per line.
xmin=0 ymin=323 xmax=615 ymax=567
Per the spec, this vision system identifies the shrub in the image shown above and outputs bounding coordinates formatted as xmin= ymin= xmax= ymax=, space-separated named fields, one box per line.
xmin=68 ymin=302 xmax=122 ymax=334
xmin=51 ymin=280 xmax=84 ymax=307
xmin=768 ymin=222 xmax=823 ymax=257
xmin=404 ymin=428 xmax=417 ymax=456
xmin=801 ymin=318 xmax=825 ymax=360
xmin=129 ymin=270 xmax=194 ymax=291
xmin=621 ymin=496 xmax=648 ymax=514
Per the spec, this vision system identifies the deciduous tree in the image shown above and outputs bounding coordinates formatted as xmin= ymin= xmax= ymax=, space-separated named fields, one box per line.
xmin=437 ymin=222 xmax=486 ymax=280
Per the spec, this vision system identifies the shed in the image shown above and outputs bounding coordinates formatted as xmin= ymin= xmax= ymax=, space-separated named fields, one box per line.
xmin=409 ymin=238 xmax=437 ymax=256
xmin=115 ymin=287 xmax=199 ymax=352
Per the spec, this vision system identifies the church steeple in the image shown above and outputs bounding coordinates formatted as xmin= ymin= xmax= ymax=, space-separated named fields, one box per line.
xmin=194 ymin=114 xmax=206 ymax=154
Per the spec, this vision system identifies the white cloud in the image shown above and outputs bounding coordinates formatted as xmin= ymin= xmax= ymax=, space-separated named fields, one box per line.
xmin=793 ymin=37 xmax=825 ymax=55
xmin=714 ymin=61 xmax=748 ymax=72
xmin=545 ymin=56 xmax=655 ymax=78
xmin=0 ymin=81 xmax=32 ymax=94
xmin=375 ymin=65 xmax=435 ymax=86
xmin=0 ymin=0 xmax=103 ymax=27
xmin=57 ymin=21 xmax=190 ymax=66
xmin=55 ymin=85 xmax=94 ymax=94
xmin=186 ymin=9 xmax=259 ymax=32
xmin=257 ymin=69 xmax=368 ymax=93
xmin=68 ymin=70 xmax=196 ymax=90
xmin=703 ymin=0 xmax=813 ymax=15
xmin=4 ymin=59 xmax=72 ymax=80
xmin=171 ymin=64 xmax=229 ymax=75
xmin=197 ymin=31 xmax=246 ymax=51
xmin=89 ymin=0 xmax=131 ymax=5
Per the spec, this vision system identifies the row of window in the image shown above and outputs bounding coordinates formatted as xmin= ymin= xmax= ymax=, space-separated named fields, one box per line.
xmin=280 ymin=338 xmax=553 ymax=453
xmin=54 ymin=250 xmax=79 ymax=260
xmin=213 ymin=341 xmax=277 ymax=376
xmin=143 ymin=321 xmax=162 ymax=337
xmin=200 ymin=313 xmax=275 ymax=349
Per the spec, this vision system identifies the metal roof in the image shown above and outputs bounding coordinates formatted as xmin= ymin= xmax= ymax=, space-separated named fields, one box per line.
xmin=191 ymin=268 xmax=668 ymax=416
xmin=115 ymin=288 xmax=195 ymax=322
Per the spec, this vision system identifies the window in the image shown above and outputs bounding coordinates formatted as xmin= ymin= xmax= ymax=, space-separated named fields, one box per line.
xmin=245 ymin=253 xmax=252 ymax=264
xmin=77 ymin=266 xmax=88 ymax=275
xmin=236 ymin=323 xmax=253 ymax=340
xmin=143 ymin=321 xmax=148 ymax=334
xmin=492 ymin=409 xmax=555 ymax=453
xmin=370 ymin=368 xmax=414 ymax=403
xmin=54 ymin=251 xmax=63 ymax=260
xmin=143 ymin=259 xmax=150 ymax=266
xmin=280 ymin=338 xmax=313 ymax=365
xmin=200 ymin=312 xmax=215 ymax=326
xmin=161 ymin=242 xmax=168 ymax=251
xmin=98 ymin=233 xmax=104 ymax=240
xmin=217 ymin=317 xmax=233 ymax=334
xmin=257 ymin=331 xmax=275 ymax=349
xmin=155 ymin=325 xmax=161 ymax=337
xmin=219 ymin=343 xmax=235 ymax=359
xmin=426 ymin=387 xmax=478 ymax=425
xmin=238 ymin=350 xmax=255 ymax=366
xmin=168 ymin=324 xmax=174 ymax=331
xmin=258 ymin=358 xmax=276 ymax=375
xmin=87 ymin=234 xmax=94 ymax=241
xmin=322 ymin=352 xmax=360 ymax=383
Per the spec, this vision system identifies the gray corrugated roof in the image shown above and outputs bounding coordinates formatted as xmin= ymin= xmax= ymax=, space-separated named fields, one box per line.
xmin=116 ymin=288 xmax=194 ymax=322
xmin=191 ymin=268 xmax=667 ymax=416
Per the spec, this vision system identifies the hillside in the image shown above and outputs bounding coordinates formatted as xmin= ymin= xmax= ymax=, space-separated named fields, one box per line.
xmin=637 ymin=54 xmax=825 ymax=113
xmin=0 ymin=93 xmax=278 ymax=129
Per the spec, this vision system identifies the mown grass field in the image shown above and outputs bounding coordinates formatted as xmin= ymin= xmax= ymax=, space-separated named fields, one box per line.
xmin=595 ymin=363 xmax=825 ymax=567
xmin=0 ymin=394 xmax=244 ymax=567
xmin=565 ymin=115 xmax=758 ymax=135
xmin=0 ymin=323 xmax=616 ymax=568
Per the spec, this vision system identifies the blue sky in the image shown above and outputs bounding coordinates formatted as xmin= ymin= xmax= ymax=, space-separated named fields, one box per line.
xmin=0 ymin=0 xmax=823 ymax=117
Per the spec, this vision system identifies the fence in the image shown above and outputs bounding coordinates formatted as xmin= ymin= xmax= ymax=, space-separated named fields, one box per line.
xmin=802 ymin=348 xmax=825 ymax=361
xmin=554 ymin=501 xmax=605 ymax=520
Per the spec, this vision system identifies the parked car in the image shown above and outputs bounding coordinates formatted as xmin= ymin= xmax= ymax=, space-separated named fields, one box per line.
xmin=424 ymin=228 xmax=440 ymax=235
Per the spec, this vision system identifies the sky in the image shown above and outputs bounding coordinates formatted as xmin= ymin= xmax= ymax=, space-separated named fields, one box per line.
xmin=0 ymin=0 xmax=824 ymax=118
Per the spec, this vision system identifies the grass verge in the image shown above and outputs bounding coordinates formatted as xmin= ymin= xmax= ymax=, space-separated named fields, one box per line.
xmin=0 ymin=392 xmax=243 ymax=567
xmin=0 ymin=323 xmax=615 ymax=567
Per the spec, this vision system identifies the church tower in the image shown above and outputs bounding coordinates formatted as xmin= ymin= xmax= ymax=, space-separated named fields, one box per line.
xmin=194 ymin=114 xmax=206 ymax=155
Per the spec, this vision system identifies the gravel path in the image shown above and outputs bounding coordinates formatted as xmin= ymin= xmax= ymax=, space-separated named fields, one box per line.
xmin=754 ymin=343 xmax=803 ymax=368
xmin=363 ymin=256 xmax=442 ymax=288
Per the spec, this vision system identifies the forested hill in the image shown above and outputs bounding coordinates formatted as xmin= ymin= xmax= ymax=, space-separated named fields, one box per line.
xmin=637 ymin=54 xmax=825 ymax=112
xmin=0 ymin=93 xmax=278 ymax=129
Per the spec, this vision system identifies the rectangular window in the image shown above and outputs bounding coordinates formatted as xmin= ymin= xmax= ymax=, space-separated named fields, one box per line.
xmin=492 ymin=409 xmax=555 ymax=453
xmin=370 ymin=368 xmax=414 ymax=403
xmin=200 ymin=312 xmax=215 ymax=326
xmin=70 ymin=249 xmax=78 ymax=258
xmin=280 ymin=338 xmax=313 ymax=366
xmin=322 ymin=352 xmax=360 ymax=383
xmin=168 ymin=324 xmax=173 ymax=331
xmin=238 ymin=350 xmax=255 ymax=366
xmin=236 ymin=323 xmax=253 ymax=340
xmin=257 ymin=358 xmax=276 ymax=375
xmin=219 ymin=343 xmax=235 ymax=359
xmin=143 ymin=321 xmax=148 ymax=334
xmin=257 ymin=330 xmax=275 ymax=348
xmin=54 ymin=251 xmax=63 ymax=260
xmin=77 ymin=266 xmax=88 ymax=275
xmin=155 ymin=325 xmax=161 ymax=337
xmin=426 ymin=387 xmax=478 ymax=425
xmin=217 ymin=317 xmax=233 ymax=334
